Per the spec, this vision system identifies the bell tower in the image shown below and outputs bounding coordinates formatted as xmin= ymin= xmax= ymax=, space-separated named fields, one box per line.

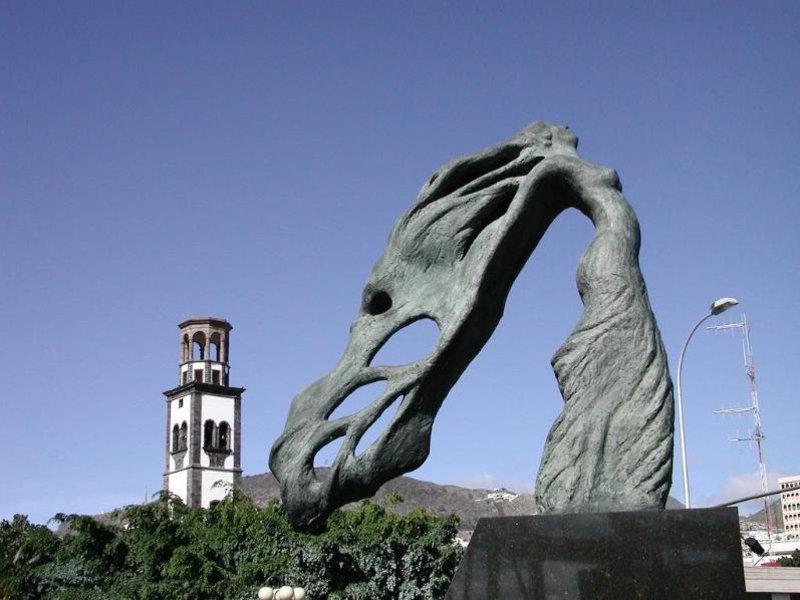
xmin=163 ymin=317 xmax=244 ymax=508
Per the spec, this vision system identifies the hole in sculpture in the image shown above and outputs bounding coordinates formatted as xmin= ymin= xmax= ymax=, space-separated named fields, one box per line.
xmin=314 ymin=435 xmax=345 ymax=468
xmin=366 ymin=290 xmax=392 ymax=315
xmin=328 ymin=380 xmax=388 ymax=421
xmin=355 ymin=395 xmax=402 ymax=456
xmin=369 ymin=318 xmax=439 ymax=367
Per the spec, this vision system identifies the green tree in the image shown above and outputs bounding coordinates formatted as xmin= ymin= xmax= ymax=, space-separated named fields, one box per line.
xmin=778 ymin=548 xmax=800 ymax=567
xmin=0 ymin=491 xmax=462 ymax=599
xmin=0 ymin=514 xmax=60 ymax=599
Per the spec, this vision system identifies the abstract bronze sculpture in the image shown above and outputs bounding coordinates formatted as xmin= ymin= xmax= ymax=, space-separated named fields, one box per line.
xmin=270 ymin=123 xmax=673 ymax=530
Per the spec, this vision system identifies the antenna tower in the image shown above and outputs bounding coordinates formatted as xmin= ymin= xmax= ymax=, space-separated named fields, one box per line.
xmin=708 ymin=314 xmax=772 ymax=533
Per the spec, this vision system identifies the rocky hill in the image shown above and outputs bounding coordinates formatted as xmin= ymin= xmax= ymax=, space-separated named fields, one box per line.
xmin=241 ymin=472 xmax=684 ymax=531
xmin=741 ymin=499 xmax=784 ymax=529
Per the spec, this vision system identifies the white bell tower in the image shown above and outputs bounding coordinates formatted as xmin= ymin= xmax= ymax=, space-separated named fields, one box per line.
xmin=163 ymin=317 xmax=244 ymax=507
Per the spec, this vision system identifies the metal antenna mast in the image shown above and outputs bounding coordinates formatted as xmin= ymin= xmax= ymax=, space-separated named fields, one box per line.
xmin=708 ymin=314 xmax=772 ymax=533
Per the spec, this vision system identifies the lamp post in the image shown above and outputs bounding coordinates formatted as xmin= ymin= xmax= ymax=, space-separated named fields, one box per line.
xmin=258 ymin=586 xmax=306 ymax=600
xmin=675 ymin=297 xmax=739 ymax=509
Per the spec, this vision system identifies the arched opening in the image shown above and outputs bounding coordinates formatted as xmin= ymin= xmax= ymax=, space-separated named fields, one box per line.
xmin=427 ymin=208 xmax=592 ymax=484
xmin=172 ymin=424 xmax=179 ymax=452
xmin=182 ymin=334 xmax=190 ymax=362
xmin=218 ymin=422 xmax=230 ymax=451
xmin=203 ymin=420 xmax=215 ymax=449
xmin=209 ymin=333 xmax=221 ymax=362
xmin=192 ymin=332 xmax=206 ymax=360
xmin=179 ymin=421 xmax=188 ymax=451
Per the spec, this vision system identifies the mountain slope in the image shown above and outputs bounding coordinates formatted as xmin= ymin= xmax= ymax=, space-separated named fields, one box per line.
xmin=240 ymin=472 xmax=684 ymax=530
xmin=741 ymin=499 xmax=784 ymax=529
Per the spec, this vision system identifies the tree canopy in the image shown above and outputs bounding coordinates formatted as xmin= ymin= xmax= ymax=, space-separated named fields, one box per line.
xmin=0 ymin=490 xmax=462 ymax=599
xmin=778 ymin=548 xmax=800 ymax=567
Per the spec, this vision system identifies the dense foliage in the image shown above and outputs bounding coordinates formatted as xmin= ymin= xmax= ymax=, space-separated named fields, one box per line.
xmin=0 ymin=491 xmax=462 ymax=599
xmin=778 ymin=548 xmax=800 ymax=567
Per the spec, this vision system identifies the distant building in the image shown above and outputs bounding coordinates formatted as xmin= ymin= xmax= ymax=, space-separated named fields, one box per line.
xmin=163 ymin=317 xmax=245 ymax=508
xmin=779 ymin=474 xmax=800 ymax=534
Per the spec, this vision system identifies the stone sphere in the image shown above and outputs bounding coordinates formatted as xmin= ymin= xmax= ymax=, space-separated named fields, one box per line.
xmin=257 ymin=587 xmax=274 ymax=600
xmin=293 ymin=588 xmax=306 ymax=600
xmin=276 ymin=586 xmax=294 ymax=599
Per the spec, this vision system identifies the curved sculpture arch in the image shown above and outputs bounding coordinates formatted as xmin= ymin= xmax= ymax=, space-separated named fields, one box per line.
xmin=270 ymin=122 xmax=674 ymax=530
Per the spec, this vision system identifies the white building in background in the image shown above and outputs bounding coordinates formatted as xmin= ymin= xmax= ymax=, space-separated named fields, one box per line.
xmin=779 ymin=474 xmax=800 ymax=535
xmin=163 ymin=317 xmax=244 ymax=508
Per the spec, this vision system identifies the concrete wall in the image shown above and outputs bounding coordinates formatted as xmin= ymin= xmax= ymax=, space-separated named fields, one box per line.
xmin=168 ymin=469 xmax=188 ymax=500
xmin=202 ymin=470 xmax=235 ymax=505
xmin=168 ymin=394 xmax=192 ymax=471
xmin=180 ymin=361 xmax=229 ymax=384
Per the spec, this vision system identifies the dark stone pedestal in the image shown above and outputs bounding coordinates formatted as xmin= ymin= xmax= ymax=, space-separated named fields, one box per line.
xmin=446 ymin=507 xmax=746 ymax=599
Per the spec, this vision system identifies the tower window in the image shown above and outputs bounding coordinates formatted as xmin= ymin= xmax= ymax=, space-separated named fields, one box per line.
xmin=218 ymin=422 xmax=230 ymax=451
xmin=194 ymin=369 xmax=203 ymax=382
xmin=204 ymin=420 xmax=215 ymax=449
xmin=200 ymin=420 xmax=232 ymax=453
xmin=172 ymin=424 xmax=179 ymax=452
xmin=179 ymin=421 xmax=188 ymax=451
xmin=192 ymin=332 xmax=206 ymax=360
xmin=210 ymin=333 xmax=221 ymax=362
xmin=182 ymin=371 xmax=188 ymax=385
xmin=178 ymin=398 xmax=183 ymax=408
xmin=212 ymin=370 xmax=220 ymax=385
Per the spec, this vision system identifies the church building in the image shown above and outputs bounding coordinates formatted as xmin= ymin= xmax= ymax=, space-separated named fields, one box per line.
xmin=163 ymin=317 xmax=244 ymax=507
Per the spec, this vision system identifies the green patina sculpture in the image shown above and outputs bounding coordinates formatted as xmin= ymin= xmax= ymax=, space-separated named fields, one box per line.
xmin=269 ymin=123 xmax=674 ymax=530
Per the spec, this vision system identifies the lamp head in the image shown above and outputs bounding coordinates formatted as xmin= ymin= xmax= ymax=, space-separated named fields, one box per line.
xmin=710 ymin=297 xmax=739 ymax=316
xmin=744 ymin=537 xmax=765 ymax=556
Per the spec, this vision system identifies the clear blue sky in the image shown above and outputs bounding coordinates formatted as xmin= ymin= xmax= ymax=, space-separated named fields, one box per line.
xmin=2 ymin=2 xmax=798 ymax=524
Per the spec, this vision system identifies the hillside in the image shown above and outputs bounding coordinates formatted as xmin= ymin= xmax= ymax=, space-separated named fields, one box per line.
xmin=241 ymin=472 xmax=684 ymax=531
xmin=240 ymin=472 xmax=528 ymax=530
xmin=741 ymin=499 xmax=784 ymax=529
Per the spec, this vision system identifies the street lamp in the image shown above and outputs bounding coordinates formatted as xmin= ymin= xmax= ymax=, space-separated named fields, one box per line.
xmin=675 ymin=297 xmax=739 ymax=509
xmin=258 ymin=586 xmax=306 ymax=600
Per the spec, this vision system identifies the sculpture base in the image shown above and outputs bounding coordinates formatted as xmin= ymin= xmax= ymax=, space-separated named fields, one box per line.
xmin=445 ymin=507 xmax=746 ymax=600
